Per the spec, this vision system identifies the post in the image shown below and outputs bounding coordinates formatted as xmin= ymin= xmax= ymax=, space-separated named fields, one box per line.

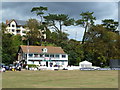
xmin=27 ymin=40 xmax=29 ymax=65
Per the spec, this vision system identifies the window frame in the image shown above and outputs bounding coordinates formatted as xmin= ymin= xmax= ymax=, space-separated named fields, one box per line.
xmin=12 ymin=24 xmax=15 ymax=27
xmin=55 ymin=54 xmax=60 ymax=58
xmin=62 ymin=54 xmax=66 ymax=58
xmin=45 ymin=54 xmax=49 ymax=57
xmin=12 ymin=29 xmax=15 ymax=32
xmin=29 ymin=54 xmax=33 ymax=57
xmin=50 ymin=54 xmax=54 ymax=58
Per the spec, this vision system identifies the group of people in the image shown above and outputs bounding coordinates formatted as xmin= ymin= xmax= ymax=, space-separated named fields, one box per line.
xmin=0 ymin=62 xmax=22 ymax=72
xmin=25 ymin=65 xmax=39 ymax=71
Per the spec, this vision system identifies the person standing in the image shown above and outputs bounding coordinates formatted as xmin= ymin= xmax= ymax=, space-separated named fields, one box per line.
xmin=26 ymin=65 xmax=28 ymax=70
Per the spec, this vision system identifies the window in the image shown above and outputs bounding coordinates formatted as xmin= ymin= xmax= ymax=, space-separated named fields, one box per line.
xmin=62 ymin=61 xmax=64 ymax=65
xmin=34 ymin=54 xmax=38 ymax=57
xmin=29 ymin=54 xmax=33 ymax=57
xmin=55 ymin=55 xmax=59 ymax=58
xmin=50 ymin=54 xmax=54 ymax=58
xmin=45 ymin=54 xmax=49 ymax=57
xmin=42 ymin=32 xmax=45 ymax=34
xmin=56 ymin=62 xmax=60 ymax=65
xmin=12 ymin=29 xmax=15 ymax=32
xmin=42 ymin=48 xmax=47 ymax=53
xmin=40 ymin=54 xmax=43 ymax=57
xmin=16 ymin=30 xmax=20 ymax=33
xmin=62 ymin=55 xmax=66 ymax=58
xmin=12 ymin=24 xmax=15 ymax=27
xmin=33 ymin=61 xmax=34 ymax=64
xmin=42 ymin=36 xmax=44 ymax=39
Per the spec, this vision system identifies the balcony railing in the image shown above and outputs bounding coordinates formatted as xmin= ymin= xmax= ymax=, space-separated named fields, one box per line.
xmin=28 ymin=54 xmax=67 ymax=59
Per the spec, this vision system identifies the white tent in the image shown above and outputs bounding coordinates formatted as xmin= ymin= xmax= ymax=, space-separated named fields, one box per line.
xmin=79 ymin=61 xmax=92 ymax=68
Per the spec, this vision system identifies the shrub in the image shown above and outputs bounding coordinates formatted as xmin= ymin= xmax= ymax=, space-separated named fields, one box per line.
xmin=28 ymin=64 xmax=37 ymax=68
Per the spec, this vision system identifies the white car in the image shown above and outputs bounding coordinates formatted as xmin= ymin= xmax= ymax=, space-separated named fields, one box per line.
xmin=0 ymin=68 xmax=6 ymax=72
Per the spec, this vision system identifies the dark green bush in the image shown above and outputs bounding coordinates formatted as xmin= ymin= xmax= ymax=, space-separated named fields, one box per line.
xmin=28 ymin=64 xmax=37 ymax=68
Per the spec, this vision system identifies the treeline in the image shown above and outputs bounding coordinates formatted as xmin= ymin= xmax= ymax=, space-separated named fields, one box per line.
xmin=1 ymin=6 xmax=120 ymax=67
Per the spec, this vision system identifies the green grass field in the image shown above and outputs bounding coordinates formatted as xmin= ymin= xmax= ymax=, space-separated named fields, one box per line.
xmin=2 ymin=70 xmax=118 ymax=88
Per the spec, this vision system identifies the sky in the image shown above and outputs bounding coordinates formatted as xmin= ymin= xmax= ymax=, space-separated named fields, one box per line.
xmin=1 ymin=1 xmax=119 ymax=41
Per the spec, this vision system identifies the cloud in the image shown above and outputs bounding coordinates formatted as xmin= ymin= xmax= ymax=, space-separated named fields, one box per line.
xmin=64 ymin=26 xmax=85 ymax=41
xmin=1 ymin=2 xmax=118 ymax=40
xmin=2 ymin=2 xmax=118 ymax=21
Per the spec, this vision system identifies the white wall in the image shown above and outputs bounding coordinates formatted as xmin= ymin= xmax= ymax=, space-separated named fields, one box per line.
xmin=6 ymin=20 xmax=27 ymax=36
xmin=6 ymin=20 xmax=46 ymax=38
xmin=6 ymin=21 xmax=16 ymax=35
xmin=26 ymin=53 xmax=68 ymax=67
xmin=27 ymin=54 xmax=68 ymax=60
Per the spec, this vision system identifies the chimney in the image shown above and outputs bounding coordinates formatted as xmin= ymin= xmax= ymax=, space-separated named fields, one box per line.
xmin=6 ymin=20 xmax=9 ymax=24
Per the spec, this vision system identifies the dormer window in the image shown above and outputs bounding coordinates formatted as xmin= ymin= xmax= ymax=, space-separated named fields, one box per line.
xmin=42 ymin=48 xmax=48 ymax=53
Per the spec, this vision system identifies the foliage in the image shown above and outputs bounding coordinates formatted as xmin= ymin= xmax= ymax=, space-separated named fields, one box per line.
xmin=44 ymin=14 xmax=74 ymax=32
xmin=26 ymin=18 xmax=39 ymax=30
xmin=27 ymin=64 xmax=37 ymax=68
xmin=84 ymin=25 xmax=120 ymax=67
xmin=1 ymin=22 xmax=7 ymax=34
xmin=65 ymin=39 xmax=84 ymax=65
xmin=102 ymin=19 xmax=119 ymax=32
xmin=2 ymin=33 xmax=23 ymax=65
xmin=26 ymin=19 xmax=42 ymax=45
xmin=2 ymin=6 xmax=120 ymax=67
xmin=31 ymin=6 xmax=48 ymax=23
xmin=76 ymin=11 xmax=96 ymax=44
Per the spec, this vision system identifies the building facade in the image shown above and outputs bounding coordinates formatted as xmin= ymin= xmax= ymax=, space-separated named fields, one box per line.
xmin=5 ymin=19 xmax=46 ymax=39
xmin=18 ymin=45 xmax=68 ymax=67
xmin=6 ymin=19 xmax=28 ymax=36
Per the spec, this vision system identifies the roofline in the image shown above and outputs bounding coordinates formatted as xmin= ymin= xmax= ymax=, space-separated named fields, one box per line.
xmin=7 ymin=19 xmax=16 ymax=25
xmin=20 ymin=45 xmax=62 ymax=48
xmin=19 ymin=45 xmax=66 ymax=54
xmin=7 ymin=19 xmax=26 ymax=26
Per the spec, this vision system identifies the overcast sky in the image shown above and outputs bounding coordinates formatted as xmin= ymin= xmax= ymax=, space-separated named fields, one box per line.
xmin=1 ymin=2 xmax=119 ymax=41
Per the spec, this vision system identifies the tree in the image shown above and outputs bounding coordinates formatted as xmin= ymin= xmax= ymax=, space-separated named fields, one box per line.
xmin=26 ymin=19 xmax=42 ymax=45
xmin=44 ymin=14 xmax=74 ymax=32
xmin=102 ymin=19 xmax=119 ymax=32
xmin=26 ymin=18 xmax=39 ymax=30
xmin=1 ymin=22 xmax=7 ymax=34
xmin=31 ymin=6 xmax=48 ymax=25
xmin=84 ymin=25 xmax=120 ymax=66
xmin=76 ymin=11 xmax=96 ymax=44
xmin=44 ymin=14 xmax=74 ymax=40
xmin=2 ymin=33 xmax=23 ymax=65
xmin=63 ymin=39 xmax=84 ymax=65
